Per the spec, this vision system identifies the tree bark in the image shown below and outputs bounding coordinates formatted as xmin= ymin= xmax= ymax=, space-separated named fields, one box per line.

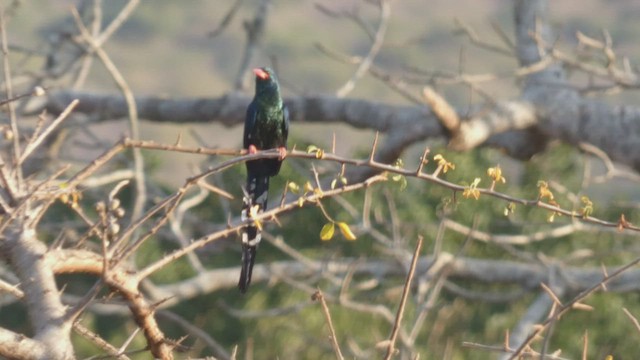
xmin=2 ymin=221 xmax=74 ymax=360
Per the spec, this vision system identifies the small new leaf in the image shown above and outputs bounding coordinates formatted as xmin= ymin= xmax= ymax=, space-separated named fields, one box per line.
xmin=504 ymin=202 xmax=516 ymax=216
xmin=331 ymin=176 xmax=348 ymax=190
xmin=487 ymin=165 xmax=506 ymax=184
xmin=433 ymin=154 xmax=455 ymax=174
xmin=392 ymin=174 xmax=407 ymax=191
xmin=320 ymin=223 xmax=335 ymax=241
xmin=580 ymin=195 xmax=593 ymax=217
xmin=401 ymin=176 xmax=407 ymax=190
xmin=617 ymin=213 xmax=630 ymax=232
xmin=546 ymin=203 xmax=562 ymax=223
xmin=462 ymin=178 xmax=481 ymax=200
xmin=304 ymin=181 xmax=314 ymax=193
xmin=306 ymin=145 xmax=324 ymax=159
xmin=537 ymin=180 xmax=554 ymax=201
xmin=287 ymin=182 xmax=300 ymax=194
xmin=59 ymin=191 xmax=82 ymax=207
xmin=337 ymin=222 xmax=357 ymax=241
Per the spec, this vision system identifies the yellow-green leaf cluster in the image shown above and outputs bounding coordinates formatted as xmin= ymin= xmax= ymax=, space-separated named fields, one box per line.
xmin=391 ymin=158 xmax=407 ymax=190
xmin=537 ymin=180 xmax=555 ymax=202
xmin=537 ymin=180 xmax=562 ymax=222
xmin=307 ymin=145 xmax=324 ymax=159
xmin=288 ymin=180 xmax=322 ymax=207
xmin=462 ymin=178 xmax=481 ymax=200
xmin=487 ymin=165 xmax=506 ymax=184
xmin=433 ymin=154 xmax=455 ymax=174
xmin=319 ymin=222 xmax=356 ymax=241
xmin=330 ymin=176 xmax=348 ymax=190
xmin=580 ymin=195 xmax=593 ymax=217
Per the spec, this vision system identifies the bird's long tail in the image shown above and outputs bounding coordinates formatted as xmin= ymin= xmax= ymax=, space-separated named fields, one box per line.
xmin=239 ymin=174 xmax=270 ymax=293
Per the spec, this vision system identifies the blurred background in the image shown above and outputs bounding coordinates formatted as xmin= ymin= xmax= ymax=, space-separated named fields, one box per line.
xmin=2 ymin=0 xmax=640 ymax=359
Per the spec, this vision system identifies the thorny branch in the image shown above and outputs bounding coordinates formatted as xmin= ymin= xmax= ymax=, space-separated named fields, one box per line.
xmin=2 ymin=129 xmax=638 ymax=358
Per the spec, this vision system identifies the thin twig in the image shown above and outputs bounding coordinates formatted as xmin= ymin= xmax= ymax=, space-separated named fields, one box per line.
xmin=19 ymin=99 xmax=78 ymax=163
xmin=209 ymin=0 xmax=244 ymax=38
xmin=622 ymin=307 xmax=640 ymax=334
xmin=384 ymin=236 xmax=423 ymax=359
xmin=0 ymin=10 xmax=22 ymax=183
xmin=95 ymin=0 xmax=142 ymax=46
xmin=71 ymin=7 xmax=147 ymax=232
xmin=234 ymin=0 xmax=271 ymax=91
xmin=312 ymin=290 xmax=345 ymax=360
xmin=336 ymin=0 xmax=391 ymax=97
xmin=72 ymin=0 xmax=102 ymax=88
xmin=73 ymin=322 xmax=131 ymax=360
xmin=508 ymin=256 xmax=640 ymax=359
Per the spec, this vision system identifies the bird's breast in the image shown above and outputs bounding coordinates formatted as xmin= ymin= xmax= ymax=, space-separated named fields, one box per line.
xmin=254 ymin=110 xmax=285 ymax=149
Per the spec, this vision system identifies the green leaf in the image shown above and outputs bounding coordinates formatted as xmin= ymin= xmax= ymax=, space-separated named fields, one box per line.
xmin=320 ymin=223 xmax=335 ymax=241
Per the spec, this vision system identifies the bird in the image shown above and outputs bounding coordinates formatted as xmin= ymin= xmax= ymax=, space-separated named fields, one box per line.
xmin=239 ymin=67 xmax=289 ymax=293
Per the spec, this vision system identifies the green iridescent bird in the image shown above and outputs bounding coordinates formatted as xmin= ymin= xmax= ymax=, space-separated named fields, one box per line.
xmin=239 ymin=67 xmax=289 ymax=293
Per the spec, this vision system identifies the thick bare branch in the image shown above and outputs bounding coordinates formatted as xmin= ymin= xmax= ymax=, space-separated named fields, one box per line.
xmin=141 ymin=252 xmax=640 ymax=307
xmin=41 ymin=86 xmax=640 ymax=172
xmin=0 ymin=327 xmax=48 ymax=360
xmin=2 ymin=222 xmax=74 ymax=359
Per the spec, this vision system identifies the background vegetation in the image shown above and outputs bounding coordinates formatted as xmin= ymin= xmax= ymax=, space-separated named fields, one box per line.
xmin=1 ymin=0 xmax=640 ymax=359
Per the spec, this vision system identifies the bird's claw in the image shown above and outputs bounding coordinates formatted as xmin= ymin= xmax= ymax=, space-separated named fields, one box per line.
xmin=277 ymin=147 xmax=287 ymax=160
xmin=248 ymin=145 xmax=258 ymax=154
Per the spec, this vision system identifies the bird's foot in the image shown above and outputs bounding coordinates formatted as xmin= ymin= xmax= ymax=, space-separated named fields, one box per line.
xmin=248 ymin=145 xmax=258 ymax=154
xmin=277 ymin=146 xmax=287 ymax=160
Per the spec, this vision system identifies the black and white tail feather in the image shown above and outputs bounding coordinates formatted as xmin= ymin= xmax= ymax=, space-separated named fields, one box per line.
xmin=238 ymin=174 xmax=269 ymax=293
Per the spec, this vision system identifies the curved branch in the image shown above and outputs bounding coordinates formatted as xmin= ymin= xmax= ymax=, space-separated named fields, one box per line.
xmin=0 ymin=327 xmax=48 ymax=360
xmin=47 ymin=249 xmax=173 ymax=359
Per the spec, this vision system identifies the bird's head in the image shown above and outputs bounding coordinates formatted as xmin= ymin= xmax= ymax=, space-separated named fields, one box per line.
xmin=253 ymin=67 xmax=279 ymax=94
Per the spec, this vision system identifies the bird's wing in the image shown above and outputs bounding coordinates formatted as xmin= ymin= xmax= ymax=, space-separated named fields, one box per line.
xmin=244 ymin=100 xmax=258 ymax=149
xmin=281 ymin=104 xmax=290 ymax=146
